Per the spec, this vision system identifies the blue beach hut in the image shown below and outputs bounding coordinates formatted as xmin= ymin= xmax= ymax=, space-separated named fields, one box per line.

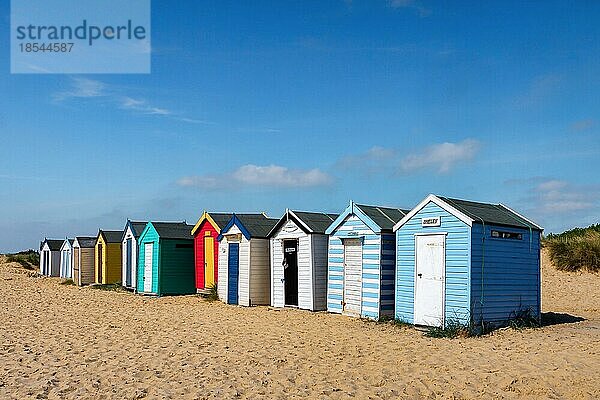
xmin=325 ymin=201 xmax=409 ymax=319
xmin=393 ymin=194 xmax=543 ymax=329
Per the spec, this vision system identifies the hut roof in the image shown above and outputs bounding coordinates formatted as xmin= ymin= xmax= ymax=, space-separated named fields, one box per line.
xmin=234 ymin=214 xmax=278 ymax=238
xmin=75 ymin=236 xmax=96 ymax=248
xmin=152 ymin=222 xmax=195 ymax=240
xmin=268 ymin=210 xmax=338 ymax=236
xmin=128 ymin=221 xmax=148 ymax=238
xmin=99 ymin=230 xmax=124 ymax=243
xmin=191 ymin=212 xmax=233 ymax=235
xmin=355 ymin=204 xmax=410 ymax=231
xmin=393 ymin=194 xmax=543 ymax=232
xmin=43 ymin=239 xmax=64 ymax=251
xmin=437 ymin=196 xmax=542 ymax=230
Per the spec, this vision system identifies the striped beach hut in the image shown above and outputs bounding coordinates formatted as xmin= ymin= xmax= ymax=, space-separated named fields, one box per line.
xmin=59 ymin=238 xmax=74 ymax=279
xmin=217 ymin=214 xmax=278 ymax=306
xmin=325 ymin=201 xmax=408 ymax=319
xmin=95 ymin=230 xmax=123 ymax=285
xmin=72 ymin=236 xmax=96 ymax=286
xmin=121 ymin=220 xmax=147 ymax=290
xmin=267 ymin=210 xmax=337 ymax=311
xmin=394 ymin=194 xmax=543 ymax=328
xmin=137 ymin=222 xmax=196 ymax=296
xmin=191 ymin=212 xmax=232 ymax=293
xmin=39 ymin=239 xmax=62 ymax=277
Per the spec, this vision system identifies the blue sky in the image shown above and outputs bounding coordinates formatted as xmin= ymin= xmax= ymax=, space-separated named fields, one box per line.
xmin=1 ymin=0 xmax=599 ymax=251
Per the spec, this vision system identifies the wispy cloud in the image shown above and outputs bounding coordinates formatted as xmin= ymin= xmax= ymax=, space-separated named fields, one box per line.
xmin=53 ymin=77 xmax=106 ymax=101
xmin=337 ymin=146 xmax=398 ymax=174
xmin=120 ymin=96 xmax=171 ymax=115
xmin=53 ymin=77 xmax=205 ymax=124
xmin=570 ymin=119 xmax=595 ymax=132
xmin=178 ymin=164 xmax=333 ymax=190
xmin=400 ymin=139 xmax=480 ymax=173
xmin=514 ymin=73 xmax=562 ymax=108
xmin=388 ymin=0 xmax=431 ymax=17
xmin=506 ymin=177 xmax=600 ymax=231
xmin=532 ymin=179 xmax=599 ymax=214
xmin=337 ymin=139 xmax=480 ymax=176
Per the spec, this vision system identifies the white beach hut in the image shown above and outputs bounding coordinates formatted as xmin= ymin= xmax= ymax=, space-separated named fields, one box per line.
xmin=121 ymin=220 xmax=148 ymax=290
xmin=217 ymin=214 xmax=278 ymax=306
xmin=59 ymin=238 xmax=74 ymax=279
xmin=39 ymin=239 xmax=62 ymax=277
xmin=267 ymin=209 xmax=337 ymax=311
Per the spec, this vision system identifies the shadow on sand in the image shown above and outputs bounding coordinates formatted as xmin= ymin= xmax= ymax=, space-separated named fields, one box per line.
xmin=541 ymin=312 xmax=585 ymax=327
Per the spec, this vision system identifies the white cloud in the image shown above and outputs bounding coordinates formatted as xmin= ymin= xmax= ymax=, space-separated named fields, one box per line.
xmin=178 ymin=164 xmax=333 ymax=190
xmin=400 ymin=139 xmax=480 ymax=173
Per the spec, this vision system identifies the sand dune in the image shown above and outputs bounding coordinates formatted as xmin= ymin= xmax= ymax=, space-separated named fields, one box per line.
xmin=0 ymin=253 xmax=599 ymax=399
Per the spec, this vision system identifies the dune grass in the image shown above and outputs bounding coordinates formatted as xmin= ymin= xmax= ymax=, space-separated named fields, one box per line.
xmin=5 ymin=250 xmax=39 ymax=270
xmin=544 ymin=226 xmax=600 ymax=273
xmin=89 ymin=283 xmax=127 ymax=292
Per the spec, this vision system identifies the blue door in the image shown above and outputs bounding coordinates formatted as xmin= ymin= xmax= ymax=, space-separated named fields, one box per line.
xmin=227 ymin=243 xmax=239 ymax=304
xmin=126 ymin=238 xmax=132 ymax=286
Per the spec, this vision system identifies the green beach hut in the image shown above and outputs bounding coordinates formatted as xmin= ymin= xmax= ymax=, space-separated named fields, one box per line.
xmin=137 ymin=221 xmax=196 ymax=296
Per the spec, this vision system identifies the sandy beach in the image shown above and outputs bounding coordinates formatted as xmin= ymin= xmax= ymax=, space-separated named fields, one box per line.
xmin=0 ymin=253 xmax=598 ymax=399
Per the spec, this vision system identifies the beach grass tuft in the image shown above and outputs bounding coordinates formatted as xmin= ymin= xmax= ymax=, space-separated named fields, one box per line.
xmin=544 ymin=225 xmax=600 ymax=273
xmin=5 ymin=250 xmax=39 ymax=270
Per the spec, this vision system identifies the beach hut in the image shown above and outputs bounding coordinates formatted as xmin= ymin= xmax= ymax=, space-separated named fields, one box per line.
xmin=217 ymin=214 xmax=278 ymax=306
xmin=59 ymin=238 xmax=74 ymax=279
xmin=325 ymin=201 xmax=409 ymax=319
xmin=393 ymin=194 xmax=543 ymax=328
xmin=72 ymin=236 xmax=96 ymax=286
xmin=267 ymin=209 xmax=337 ymax=311
xmin=121 ymin=220 xmax=148 ymax=290
xmin=136 ymin=222 xmax=196 ymax=296
xmin=39 ymin=239 xmax=62 ymax=276
xmin=95 ymin=230 xmax=123 ymax=285
xmin=191 ymin=212 xmax=232 ymax=293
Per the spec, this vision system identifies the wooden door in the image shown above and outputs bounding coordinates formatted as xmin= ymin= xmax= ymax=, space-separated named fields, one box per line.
xmin=126 ymin=238 xmax=132 ymax=287
xmin=284 ymin=240 xmax=298 ymax=306
xmin=343 ymin=238 xmax=362 ymax=316
xmin=414 ymin=234 xmax=445 ymax=327
xmin=227 ymin=243 xmax=239 ymax=304
xmin=144 ymin=243 xmax=153 ymax=293
xmin=73 ymin=248 xmax=80 ymax=285
xmin=97 ymin=244 xmax=103 ymax=283
xmin=204 ymin=236 xmax=215 ymax=288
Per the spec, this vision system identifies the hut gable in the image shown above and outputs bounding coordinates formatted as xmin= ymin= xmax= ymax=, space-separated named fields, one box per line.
xmin=394 ymin=194 xmax=542 ymax=232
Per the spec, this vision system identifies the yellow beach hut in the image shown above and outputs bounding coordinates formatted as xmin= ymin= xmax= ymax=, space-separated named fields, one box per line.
xmin=95 ymin=230 xmax=123 ymax=284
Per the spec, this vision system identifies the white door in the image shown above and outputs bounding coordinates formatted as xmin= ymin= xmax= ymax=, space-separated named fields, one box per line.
xmin=343 ymin=238 xmax=363 ymax=316
xmin=414 ymin=234 xmax=445 ymax=326
xmin=144 ymin=243 xmax=154 ymax=293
